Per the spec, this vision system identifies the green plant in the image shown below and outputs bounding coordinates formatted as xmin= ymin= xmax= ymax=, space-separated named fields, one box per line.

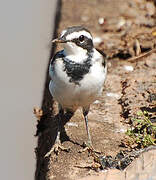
xmin=126 ymin=110 xmax=156 ymax=148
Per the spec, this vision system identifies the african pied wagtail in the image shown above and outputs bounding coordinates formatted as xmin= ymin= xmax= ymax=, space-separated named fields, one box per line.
xmin=47 ymin=26 xmax=107 ymax=155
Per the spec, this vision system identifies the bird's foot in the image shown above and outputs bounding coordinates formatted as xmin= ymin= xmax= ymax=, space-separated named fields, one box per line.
xmin=79 ymin=142 xmax=101 ymax=154
xmin=45 ymin=142 xmax=70 ymax=157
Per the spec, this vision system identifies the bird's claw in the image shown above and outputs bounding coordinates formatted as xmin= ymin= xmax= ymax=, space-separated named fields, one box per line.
xmin=79 ymin=142 xmax=101 ymax=154
xmin=45 ymin=142 xmax=70 ymax=157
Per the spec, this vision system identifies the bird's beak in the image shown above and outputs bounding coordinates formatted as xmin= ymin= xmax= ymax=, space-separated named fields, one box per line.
xmin=52 ymin=37 xmax=67 ymax=43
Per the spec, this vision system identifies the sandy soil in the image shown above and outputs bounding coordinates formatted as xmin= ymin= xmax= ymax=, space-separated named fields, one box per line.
xmin=35 ymin=0 xmax=156 ymax=179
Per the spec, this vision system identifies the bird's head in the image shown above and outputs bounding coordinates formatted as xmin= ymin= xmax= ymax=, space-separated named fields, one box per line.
xmin=52 ymin=26 xmax=93 ymax=57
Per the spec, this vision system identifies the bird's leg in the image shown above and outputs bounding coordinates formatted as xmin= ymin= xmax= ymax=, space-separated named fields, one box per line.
xmin=84 ymin=108 xmax=92 ymax=146
xmin=45 ymin=104 xmax=70 ymax=157
xmin=79 ymin=107 xmax=101 ymax=154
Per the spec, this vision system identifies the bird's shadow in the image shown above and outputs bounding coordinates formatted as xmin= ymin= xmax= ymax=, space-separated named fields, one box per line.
xmin=35 ymin=107 xmax=77 ymax=152
xmin=35 ymin=97 xmax=80 ymax=180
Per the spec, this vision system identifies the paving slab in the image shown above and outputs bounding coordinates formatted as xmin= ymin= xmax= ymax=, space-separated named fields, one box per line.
xmin=78 ymin=147 xmax=156 ymax=180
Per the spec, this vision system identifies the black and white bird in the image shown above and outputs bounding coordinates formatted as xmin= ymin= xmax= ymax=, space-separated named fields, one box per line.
xmin=48 ymin=26 xmax=107 ymax=155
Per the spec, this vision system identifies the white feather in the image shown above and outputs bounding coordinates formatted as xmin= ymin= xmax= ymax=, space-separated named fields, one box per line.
xmin=63 ymin=42 xmax=88 ymax=63
xmin=49 ymin=48 xmax=106 ymax=111
xmin=66 ymin=31 xmax=92 ymax=41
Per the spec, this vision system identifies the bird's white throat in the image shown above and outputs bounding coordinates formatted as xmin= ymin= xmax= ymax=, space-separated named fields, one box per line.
xmin=63 ymin=42 xmax=88 ymax=63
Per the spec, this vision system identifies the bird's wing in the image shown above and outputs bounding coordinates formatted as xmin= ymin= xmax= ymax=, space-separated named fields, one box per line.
xmin=50 ymin=50 xmax=65 ymax=66
xmin=96 ymin=48 xmax=107 ymax=68
xmin=49 ymin=50 xmax=65 ymax=79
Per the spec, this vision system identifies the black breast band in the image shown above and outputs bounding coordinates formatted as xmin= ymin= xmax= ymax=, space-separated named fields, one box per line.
xmin=63 ymin=52 xmax=93 ymax=85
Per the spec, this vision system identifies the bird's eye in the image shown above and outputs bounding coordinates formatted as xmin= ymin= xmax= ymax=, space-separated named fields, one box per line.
xmin=79 ymin=35 xmax=84 ymax=42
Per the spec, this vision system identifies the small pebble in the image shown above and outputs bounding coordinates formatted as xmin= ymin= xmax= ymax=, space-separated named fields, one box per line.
xmin=106 ymin=92 xmax=120 ymax=99
xmin=93 ymin=100 xmax=101 ymax=104
xmin=115 ymin=128 xmax=127 ymax=133
xmin=93 ymin=37 xmax=102 ymax=44
xmin=117 ymin=17 xmax=126 ymax=29
xmin=124 ymin=65 xmax=134 ymax=72
xmin=98 ymin=17 xmax=105 ymax=25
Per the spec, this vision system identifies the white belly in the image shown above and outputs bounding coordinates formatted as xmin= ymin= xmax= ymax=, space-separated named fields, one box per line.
xmin=49 ymin=59 xmax=106 ymax=111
